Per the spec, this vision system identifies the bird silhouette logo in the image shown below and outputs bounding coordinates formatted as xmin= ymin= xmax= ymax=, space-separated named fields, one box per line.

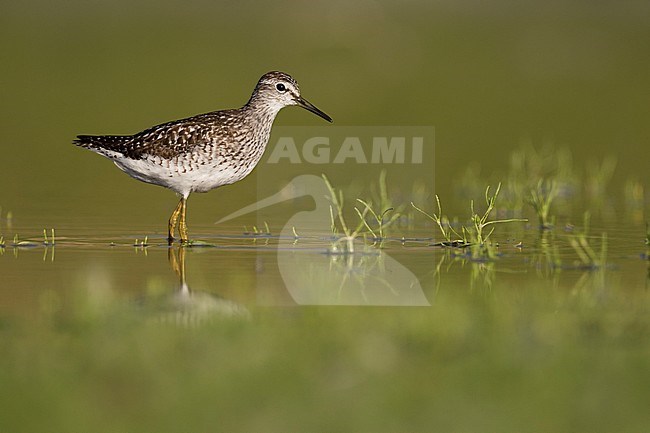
xmin=217 ymin=174 xmax=430 ymax=306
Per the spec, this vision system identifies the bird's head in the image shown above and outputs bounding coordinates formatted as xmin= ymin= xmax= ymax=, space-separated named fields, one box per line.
xmin=249 ymin=71 xmax=332 ymax=122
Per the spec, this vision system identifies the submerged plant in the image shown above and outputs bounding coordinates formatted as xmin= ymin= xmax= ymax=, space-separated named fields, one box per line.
xmin=466 ymin=183 xmax=527 ymax=259
xmin=506 ymin=144 xmax=575 ymax=210
xmin=43 ymin=228 xmax=55 ymax=246
xmin=323 ymin=172 xmax=404 ymax=252
xmin=243 ymin=222 xmax=271 ymax=237
xmin=355 ymin=199 xmax=398 ymax=244
xmin=526 ymin=179 xmax=559 ymax=229
xmin=134 ymin=236 xmax=149 ymax=248
xmin=469 ymin=184 xmax=522 ymax=244
xmin=411 ymin=195 xmax=465 ymax=245
xmin=372 ymin=170 xmax=406 ymax=222
xmin=323 ymin=174 xmax=367 ymax=253
xmin=413 ymin=183 xmax=526 ymax=259
xmin=254 ymin=222 xmax=271 ymax=235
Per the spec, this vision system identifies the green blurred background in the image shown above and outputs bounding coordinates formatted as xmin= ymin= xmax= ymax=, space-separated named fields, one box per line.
xmin=2 ymin=0 xmax=649 ymax=231
xmin=2 ymin=2 xmax=650 ymax=431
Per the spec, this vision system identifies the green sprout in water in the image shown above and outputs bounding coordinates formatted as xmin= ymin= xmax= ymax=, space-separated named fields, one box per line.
xmin=291 ymin=226 xmax=301 ymax=245
xmin=467 ymin=183 xmax=527 ymax=259
xmin=323 ymin=174 xmax=373 ymax=254
xmin=413 ymin=183 xmax=526 ymax=259
xmin=243 ymin=222 xmax=271 ymax=236
xmin=372 ymin=170 xmax=406 ymax=241
xmin=134 ymin=236 xmax=149 ymax=248
xmin=43 ymin=228 xmax=55 ymax=246
xmin=526 ymin=178 xmax=559 ymax=229
xmin=411 ymin=195 xmax=465 ymax=246
xmin=355 ymin=199 xmax=398 ymax=245
xmin=322 ymin=171 xmax=405 ymax=250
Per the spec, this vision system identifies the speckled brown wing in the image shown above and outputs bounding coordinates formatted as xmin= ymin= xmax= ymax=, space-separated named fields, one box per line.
xmin=73 ymin=112 xmax=230 ymax=160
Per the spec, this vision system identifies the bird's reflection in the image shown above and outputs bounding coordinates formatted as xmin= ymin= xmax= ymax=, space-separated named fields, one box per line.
xmin=157 ymin=246 xmax=250 ymax=325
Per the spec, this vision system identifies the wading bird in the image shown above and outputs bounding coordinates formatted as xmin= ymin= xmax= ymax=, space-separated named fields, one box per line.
xmin=75 ymin=71 xmax=332 ymax=243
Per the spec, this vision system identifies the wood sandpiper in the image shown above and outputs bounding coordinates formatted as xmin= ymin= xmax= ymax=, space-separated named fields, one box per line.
xmin=74 ymin=71 xmax=332 ymax=244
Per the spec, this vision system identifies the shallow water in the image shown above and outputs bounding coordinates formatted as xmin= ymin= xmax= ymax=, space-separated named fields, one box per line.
xmin=2 ymin=221 xmax=648 ymax=313
xmin=1 ymin=220 xmax=649 ymax=431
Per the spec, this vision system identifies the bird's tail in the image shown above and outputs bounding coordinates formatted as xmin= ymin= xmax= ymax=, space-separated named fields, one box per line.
xmin=73 ymin=134 xmax=135 ymax=157
xmin=73 ymin=135 xmax=97 ymax=148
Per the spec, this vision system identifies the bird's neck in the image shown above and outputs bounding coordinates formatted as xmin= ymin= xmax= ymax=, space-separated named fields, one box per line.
xmin=237 ymin=98 xmax=280 ymax=150
xmin=243 ymin=95 xmax=283 ymax=122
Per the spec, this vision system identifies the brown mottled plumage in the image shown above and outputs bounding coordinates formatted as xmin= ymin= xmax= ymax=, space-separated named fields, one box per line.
xmin=74 ymin=71 xmax=331 ymax=243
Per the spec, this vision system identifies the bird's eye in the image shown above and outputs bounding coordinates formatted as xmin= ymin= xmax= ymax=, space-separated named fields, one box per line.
xmin=276 ymin=83 xmax=286 ymax=92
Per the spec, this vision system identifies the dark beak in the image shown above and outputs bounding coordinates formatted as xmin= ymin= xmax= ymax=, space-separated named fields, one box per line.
xmin=296 ymin=97 xmax=332 ymax=122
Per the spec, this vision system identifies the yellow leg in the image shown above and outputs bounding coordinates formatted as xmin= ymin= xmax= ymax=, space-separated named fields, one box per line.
xmin=168 ymin=198 xmax=184 ymax=244
xmin=178 ymin=196 xmax=189 ymax=243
